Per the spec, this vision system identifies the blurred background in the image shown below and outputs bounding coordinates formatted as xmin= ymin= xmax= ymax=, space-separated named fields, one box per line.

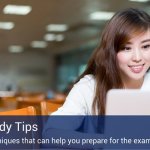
xmin=0 ymin=0 xmax=150 ymax=96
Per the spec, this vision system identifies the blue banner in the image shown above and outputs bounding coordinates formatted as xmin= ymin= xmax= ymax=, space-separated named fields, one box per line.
xmin=1 ymin=116 xmax=150 ymax=149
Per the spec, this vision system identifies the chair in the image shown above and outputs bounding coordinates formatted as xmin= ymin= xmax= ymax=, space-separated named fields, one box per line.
xmin=16 ymin=97 xmax=43 ymax=115
xmin=41 ymin=100 xmax=63 ymax=115
xmin=0 ymin=106 xmax=36 ymax=115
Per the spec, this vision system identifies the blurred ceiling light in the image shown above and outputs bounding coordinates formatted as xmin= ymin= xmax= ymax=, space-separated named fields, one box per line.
xmin=8 ymin=45 xmax=24 ymax=53
xmin=55 ymin=34 xmax=65 ymax=41
xmin=0 ymin=22 xmax=14 ymax=30
xmin=46 ymin=24 xmax=68 ymax=32
xmin=31 ymin=41 xmax=48 ymax=48
xmin=129 ymin=0 xmax=149 ymax=2
xmin=44 ymin=33 xmax=65 ymax=42
xmin=44 ymin=34 xmax=56 ymax=41
xmin=3 ymin=4 xmax=32 ymax=15
xmin=90 ymin=11 xmax=115 ymax=20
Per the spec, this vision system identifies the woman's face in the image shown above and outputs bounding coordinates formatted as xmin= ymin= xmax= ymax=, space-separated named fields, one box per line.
xmin=117 ymin=30 xmax=150 ymax=82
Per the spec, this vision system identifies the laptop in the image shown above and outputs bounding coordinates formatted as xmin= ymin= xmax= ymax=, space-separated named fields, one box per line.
xmin=105 ymin=89 xmax=150 ymax=115
xmin=104 ymin=90 xmax=150 ymax=149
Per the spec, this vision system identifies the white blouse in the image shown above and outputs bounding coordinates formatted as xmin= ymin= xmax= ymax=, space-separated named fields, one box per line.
xmin=52 ymin=71 xmax=150 ymax=115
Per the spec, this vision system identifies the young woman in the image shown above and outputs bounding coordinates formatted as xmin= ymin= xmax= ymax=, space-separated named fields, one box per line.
xmin=42 ymin=8 xmax=150 ymax=149
xmin=52 ymin=8 xmax=150 ymax=116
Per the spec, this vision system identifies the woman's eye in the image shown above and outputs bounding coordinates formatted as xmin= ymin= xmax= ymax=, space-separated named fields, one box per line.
xmin=142 ymin=44 xmax=150 ymax=50
xmin=121 ymin=46 xmax=131 ymax=51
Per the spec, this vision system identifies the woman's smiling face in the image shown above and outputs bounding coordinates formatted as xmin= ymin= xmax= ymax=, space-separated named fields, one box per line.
xmin=117 ymin=30 xmax=150 ymax=82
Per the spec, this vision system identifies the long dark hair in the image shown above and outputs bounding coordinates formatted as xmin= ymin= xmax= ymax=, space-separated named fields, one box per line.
xmin=78 ymin=8 xmax=150 ymax=115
